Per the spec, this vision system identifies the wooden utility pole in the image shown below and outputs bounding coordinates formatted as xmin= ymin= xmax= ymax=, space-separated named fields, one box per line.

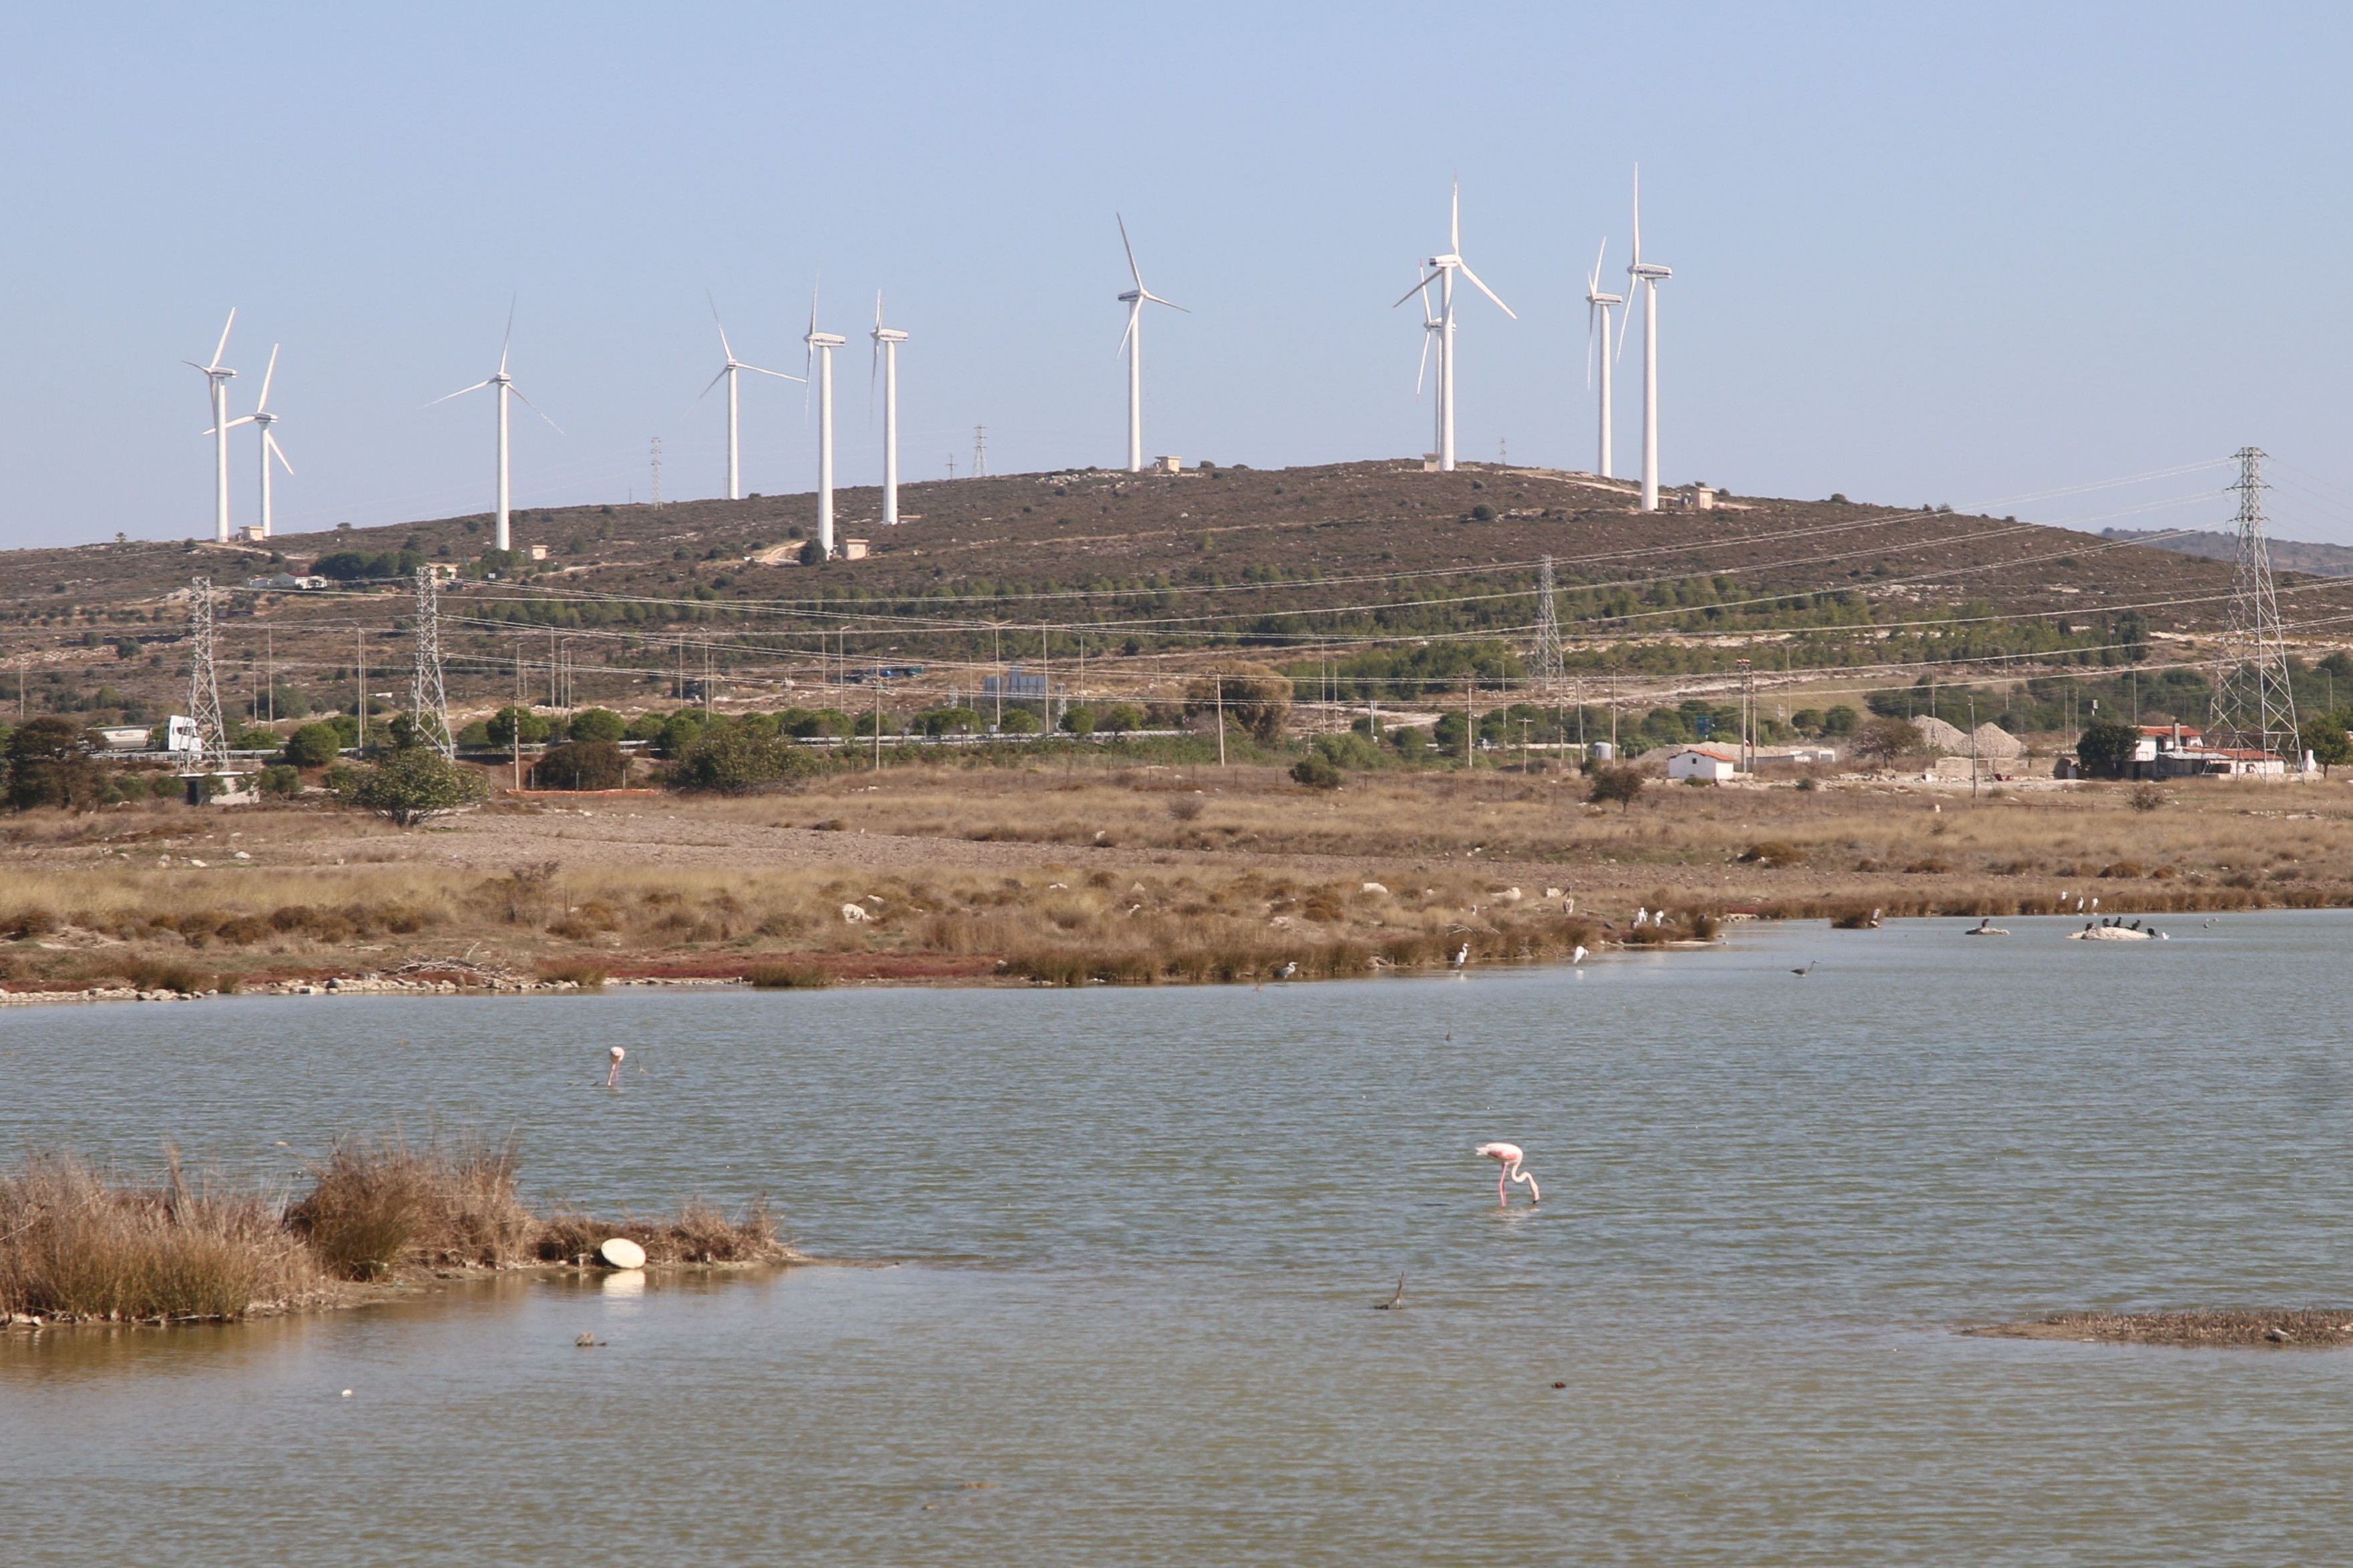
xmin=355 ymin=631 xmax=366 ymax=748
xmin=1215 ymin=675 xmax=1226 ymax=768
xmin=513 ymin=652 xmax=524 ymax=792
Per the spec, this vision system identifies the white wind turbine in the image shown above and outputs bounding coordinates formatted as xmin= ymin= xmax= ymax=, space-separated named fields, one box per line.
xmin=1584 ymin=240 xmax=1623 ymax=479
xmin=1414 ymin=274 xmax=1443 ymax=457
xmin=1115 ymin=214 xmax=1186 ymax=473
xmin=429 ymin=302 xmax=559 ymax=553
xmin=869 ymin=293 xmax=908 ymax=525
xmin=1620 ymin=166 xmax=1672 ymax=511
xmin=1394 ymin=180 xmax=1514 ymax=473
xmin=803 ymin=282 xmax=847 ymax=558
xmin=186 ymin=310 xmax=237 ymax=543
xmin=700 ymin=296 xmax=799 ymax=501
xmin=220 ymin=344 xmax=293 ymax=538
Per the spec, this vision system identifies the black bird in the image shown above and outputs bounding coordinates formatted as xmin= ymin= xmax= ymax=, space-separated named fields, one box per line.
xmin=1791 ymin=960 xmax=1817 ymax=977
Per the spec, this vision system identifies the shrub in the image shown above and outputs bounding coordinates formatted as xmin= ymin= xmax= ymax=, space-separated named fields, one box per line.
xmin=484 ymin=706 xmax=552 ymax=748
xmin=1738 ymin=840 xmax=1806 ymax=867
xmin=5 ymin=716 xmax=107 ymax=812
xmin=997 ymin=709 xmax=1042 ymax=735
xmin=1183 ymin=665 xmax=1292 ymax=744
xmin=532 ymin=740 xmax=630 ymax=790
xmin=533 ymin=957 xmax=608 ymax=987
xmin=258 ymin=764 xmax=302 ymax=797
xmin=1852 ymin=717 xmax=1923 ymax=771
xmin=1060 ymin=706 xmax=1097 ymax=736
xmin=282 ymin=722 xmax=343 ymax=768
xmin=2129 ymin=783 xmax=2167 ymax=812
xmin=746 ymin=962 xmax=832 ymax=989
xmin=1098 ymin=703 xmax=1143 ymax=733
xmin=675 ymin=727 xmax=816 ymax=794
xmin=347 ymin=748 xmax=488 ymax=826
xmin=2075 ymin=719 xmax=2141 ymax=780
xmin=1586 ymin=765 xmax=1645 ymax=811
xmin=288 ymin=1137 xmax=536 ymax=1278
xmin=1290 ymin=753 xmax=1343 ymax=789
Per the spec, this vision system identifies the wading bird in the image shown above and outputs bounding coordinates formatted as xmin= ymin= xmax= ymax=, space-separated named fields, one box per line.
xmin=1451 ymin=943 xmax=1469 ymax=969
xmin=605 ymin=1045 xmax=625 ymax=1089
xmin=1476 ymin=1142 xmax=1539 ymax=1208
xmin=1792 ymin=960 xmax=1816 ymax=976
xmin=1571 ymin=945 xmax=1588 ymax=964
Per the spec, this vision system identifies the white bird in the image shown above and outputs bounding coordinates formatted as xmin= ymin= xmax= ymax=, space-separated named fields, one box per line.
xmin=1633 ymin=906 xmax=1649 ymax=927
xmin=1451 ymin=944 xmax=1469 ymax=969
xmin=1277 ymin=961 xmax=1298 ymax=980
xmin=604 ymin=1045 xmax=625 ymax=1089
xmin=2090 ymin=897 xmax=2099 ymax=913
xmin=1476 ymin=1141 xmax=1539 ymax=1208
xmin=1571 ymin=945 xmax=1588 ymax=965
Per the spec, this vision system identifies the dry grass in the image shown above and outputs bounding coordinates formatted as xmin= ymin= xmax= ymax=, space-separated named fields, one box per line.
xmin=1 ymin=1138 xmax=791 ymax=1324
xmin=0 ymin=1152 xmax=323 ymax=1321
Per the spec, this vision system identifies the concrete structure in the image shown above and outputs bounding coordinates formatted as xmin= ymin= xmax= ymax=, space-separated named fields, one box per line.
xmin=1665 ymin=744 xmax=1742 ymax=782
xmin=1751 ymin=744 xmax=1838 ymax=768
xmin=1155 ymin=455 xmax=1183 ymax=473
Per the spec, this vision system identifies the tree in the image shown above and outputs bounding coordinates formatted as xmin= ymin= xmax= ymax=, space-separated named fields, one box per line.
xmin=1183 ymin=664 xmax=1291 ymax=744
xmin=345 ymin=748 xmax=486 ymax=826
xmin=485 ymin=706 xmax=553 ymax=748
xmin=283 ymin=723 xmax=344 ymax=768
xmin=1097 ymin=703 xmax=1143 ymax=734
xmin=997 ymin=708 xmax=1042 ymax=734
xmin=1821 ymin=705 xmax=1859 ymax=735
xmin=1587 ymin=764 xmax=1644 ymax=811
xmin=532 ymin=740 xmax=630 ymax=790
xmin=1060 ymin=706 xmax=1097 ymax=736
xmin=674 ymin=727 xmax=816 ymax=794
xmin=2074 ymin=718 xmax=2141 ymax=779
xmin=911 ymin=707 xmax=982 ymax=736
xmin=563 ymin=708 xmax=626 ymax=744
xmin=2298 ymin=714 xmax=2353 ymax=776
xmin=1852 ymin=717 xmax=1923 ymax=772
xmin=5 ymin=717 xmax=107 ymax=812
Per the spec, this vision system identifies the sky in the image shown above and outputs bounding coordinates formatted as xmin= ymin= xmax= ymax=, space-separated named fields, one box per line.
xmin=3 ymin=1 xmax=2350 ymax=552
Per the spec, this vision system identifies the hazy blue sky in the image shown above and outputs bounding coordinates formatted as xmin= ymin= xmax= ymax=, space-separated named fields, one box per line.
xmin=4 ymin=2 xmax=2349 ymax=550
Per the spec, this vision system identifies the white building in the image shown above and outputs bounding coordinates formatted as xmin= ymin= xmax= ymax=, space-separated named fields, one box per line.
xmin=1665 ymin=744 xmax=1743 ymax=782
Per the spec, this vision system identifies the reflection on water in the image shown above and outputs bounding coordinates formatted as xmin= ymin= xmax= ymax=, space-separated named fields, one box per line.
xmin=6 ymin=914 xmax=2353 ymax=1563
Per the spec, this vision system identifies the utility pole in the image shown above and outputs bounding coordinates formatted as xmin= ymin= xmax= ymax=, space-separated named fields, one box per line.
xmin=1534 ymin=554 xmax=1563 ymax=697
xmin=947 ymin=455 xmax=956 ymax=480
xmin=2208 ymin=446 xmax=2299 ymax=766
xmin=650 ymin=436 xmax=663 ymax=509
xmin=513 ymin=652 xmax=524 ymax=793
xmin=264 ymin=625 xmax=274 ymax=724
xmin=355 ymin=629 xmax=366 ymax=749
xmin=186 ymin=577 xmax=228 ymax=774
xmin=409 ymin=565 xmax=453 ymax=758
xmin=548 ymin=624 xmax=558 ymax=708
xmin=1464 ymin=676 xmax=1475 ymax=770
xmin=1737 ymin=658 xmax=1753 ymax=775
xmin=1215 ymin=674 xmax=1226 ymax=768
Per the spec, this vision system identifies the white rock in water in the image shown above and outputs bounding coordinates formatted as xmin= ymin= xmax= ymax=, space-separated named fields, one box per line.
xmin=599 ymin=1237 xmax=648 ymax=1270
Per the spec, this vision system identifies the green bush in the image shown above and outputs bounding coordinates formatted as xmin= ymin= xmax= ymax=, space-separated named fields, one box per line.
xmin=1290 ymin=753 xmax=1342 ymax=789
xmin=1060 ymin=706 xmax=1097 ymax=736
xmin=564 ymin=708 xmax=626 ymax=744
xmin=345 ymin=749 xmax=488 ymax=826
xmin=5 ymin=718 xmax=106 ymax=812
xmin=1586 ymin=765 xmax=1645 ymax=812
xmin=531 ymin=741 xmax=630 ymax=790
xmin=1097 ymin=703 xmax=1143 ymax=734
xmin=675 ymin=727 xmax=817 ymax=794
xmin=283 ymin=723 xmax=343 ymax=768
xmin=484 ymin=706 xmax=552 ymax=748
xmin=258 ymin=764 xmax=302 ymax=797
xmin=997 ymin=709 xmax=1042 ymax=735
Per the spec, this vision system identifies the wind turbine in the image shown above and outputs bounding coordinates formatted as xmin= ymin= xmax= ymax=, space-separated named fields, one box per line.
xmin=1394 ymin=180 xmax=1514 ymax=473
xmin=803 ymin=282 xmax=847 ymax=558
xmin=700 ymin=296 xmax=799 ymax=501
xmin=221 ymin=344 xmax=293 ymax=538
xmin=1414 ymin=274 xmax=1443 ymax=459
xmin=1115 ymin=214 xmax=1186 ymax=473
xmin=429 ymin=301 xmax=559 ymax=553
xmin=186 ymin=310 xmax=236 ymax=543
xmin=1584 ymin=240 xmax=1623 ymax=479
xmin=1622 ymin=167 xmax=1672 ymax=511
xmin=870 ymin=293 xmax=909 ymax=525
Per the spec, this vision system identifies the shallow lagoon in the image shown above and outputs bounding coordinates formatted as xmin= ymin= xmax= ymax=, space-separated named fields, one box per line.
xmin=6 ymin=914 xmax=2353 ymax=1564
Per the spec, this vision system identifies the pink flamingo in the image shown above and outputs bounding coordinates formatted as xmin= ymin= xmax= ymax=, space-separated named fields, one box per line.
xmin=1476 ymin=1141 xmax=1539 ymax=1208
xmin=605 ymin=1045 xmax=626 ymax=1089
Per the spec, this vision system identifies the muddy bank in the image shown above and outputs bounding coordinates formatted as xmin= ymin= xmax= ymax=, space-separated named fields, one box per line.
xmin=1967 ymin=1309 xmax=2353 ymax=1348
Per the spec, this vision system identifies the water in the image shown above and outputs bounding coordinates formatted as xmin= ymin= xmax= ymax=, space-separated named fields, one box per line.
xmin=6 ymin=912 xmax=2353 ymax=1563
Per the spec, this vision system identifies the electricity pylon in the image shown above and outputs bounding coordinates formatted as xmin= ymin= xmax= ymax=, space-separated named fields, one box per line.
xmin=2207 ymin=447 xmax=2299 ymax=763
xmin=409 ymin=566 xmax=454 ymax=758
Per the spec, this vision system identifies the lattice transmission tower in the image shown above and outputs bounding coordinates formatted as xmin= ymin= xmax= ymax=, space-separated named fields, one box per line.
xmin=1532 ymin=553 xmax=1564 ymax=694
xmin=184 ymin=577 xmax=228 ymax=774
xmin=2207 ymin=447 xmax=2298 ymax=761
xmin=409 ymin=567 xmax=454 ymax=758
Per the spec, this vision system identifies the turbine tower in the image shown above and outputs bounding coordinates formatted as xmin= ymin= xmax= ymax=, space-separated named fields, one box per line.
xmin=1394 ymin=180 xmax=1514 ymax=473
xmin=1414 ymin=274 xmax=1443 ymax=458
xmin=1584 ymin=241 xmax=1623 ymax=479
xmin=222 ymin=344 xmax=293 ymax=539
xmin=429 ymin=302 xmax=558 ymax=553
xmin=700 ymin=296 xmax=799 ymax=501
xmin=186 ymin=311 xmax=237 ymax=543
xmin=871 ymin=294 xmax=909 ymax=525
xmin=803 ymin=284 xmax=847 ymax=558
xmin=1115 ymin=214 xmax=1186 ymax=473
xmin=1623 ymin=167 xmax=1672 ymax=511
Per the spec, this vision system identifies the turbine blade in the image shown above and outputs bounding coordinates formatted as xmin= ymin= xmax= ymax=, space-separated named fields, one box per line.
xmin=1117 ymin=212 xmax=1144 ymax=291
xmin=209 ymin=308 xmax=236 ymax=370
xmin=1393 ymin=272 xmax=1443 ymax=309
xmin=698 ymin=364 xmax=730 ymax=402
xmin=1629 ymin=164 xmax=1642 ymax=264
xmin=1450 ymin=176 xmax=1460 ymax=254
xmin=509 ymin=383 xmax=563 ymax=434
xmin=1456 ymin=260 xmax=1516 ymax=319
xmin=266 ymin=431 xmax=294 ymax=475
xmin=500 ymin=294 xmax=516 ymax=374
xmin=222 ymin=415 xmax=256 ymax=430
xmin=1116 ymin=299 xmax=1139 ymax=358
xmin=1142 ymin=290 xmax=1189 ymax=313
xmin=741 ymin=363 xmax=800 ymax=380
xmin=1416 ymin=322 xmax=1432 ymax=399
xmin=873 ymin=289 xmax=884 ymax=332
xmin=1588 ymin=236 xmax=1607 ymax=297
xmin=707 ymin=290 xmax=736 ymax=364
xmin=425 ymin=378 xmax=494 ymax=408
xmin=1585 ymin=302 xmax=1596 ymax=389
xmin=254 ymin=344 xmax=279 ymax=411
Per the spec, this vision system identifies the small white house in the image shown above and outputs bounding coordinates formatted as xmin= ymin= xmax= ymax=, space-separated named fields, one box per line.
xmin=1666 ymin=744 xmax=1743 ymax=782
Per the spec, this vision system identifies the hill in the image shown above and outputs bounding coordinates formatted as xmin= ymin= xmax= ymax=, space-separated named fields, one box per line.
xmin=2100 ymin=526 xmax=2353 ymax=579
xmin=3 ymin=459 xmax=2342 ymax=738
